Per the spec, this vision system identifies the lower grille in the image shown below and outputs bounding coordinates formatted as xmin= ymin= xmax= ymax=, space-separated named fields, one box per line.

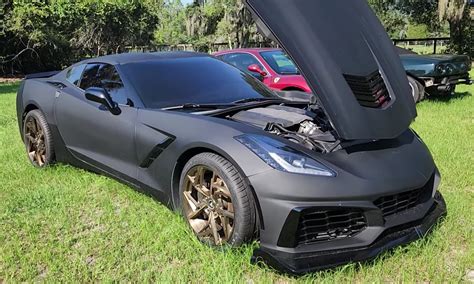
xmin=374 ymin=175 xmax=434 ymax=218
xmin=296 ymin=209 xmax=367 ymax=246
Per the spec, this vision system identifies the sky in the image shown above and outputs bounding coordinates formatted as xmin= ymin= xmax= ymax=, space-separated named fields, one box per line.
xmin=180 ymin=0 xmax=194 ymax=5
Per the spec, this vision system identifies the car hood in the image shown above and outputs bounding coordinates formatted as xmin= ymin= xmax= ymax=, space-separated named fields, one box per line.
xmin=244 ymin=0 xmax=417 ymax=140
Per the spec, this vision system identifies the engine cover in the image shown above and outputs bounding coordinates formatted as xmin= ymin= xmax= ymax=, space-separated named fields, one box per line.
xmin=231 ymin=105 xmax=314 ymax=129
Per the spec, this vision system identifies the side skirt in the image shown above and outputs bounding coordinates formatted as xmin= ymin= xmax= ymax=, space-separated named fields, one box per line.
xmin=49 ymin=123 xmax=173 ymax=209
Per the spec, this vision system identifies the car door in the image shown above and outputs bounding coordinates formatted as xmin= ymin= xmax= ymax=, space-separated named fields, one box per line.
xmin=54 ymin=63 xmax=139 ymax=179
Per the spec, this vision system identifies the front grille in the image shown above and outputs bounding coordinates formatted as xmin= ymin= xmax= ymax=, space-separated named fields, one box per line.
xmin=374 ymin=176 xmax=434 ymax=218
xmin=296 ymin=209 xmax=367 ymax=246
xmin=344 ymin=70 xmax=391 ymax=108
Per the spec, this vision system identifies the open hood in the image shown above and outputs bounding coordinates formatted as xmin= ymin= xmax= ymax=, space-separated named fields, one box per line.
xmin=245 ymin=0 xmax=417 ymax=140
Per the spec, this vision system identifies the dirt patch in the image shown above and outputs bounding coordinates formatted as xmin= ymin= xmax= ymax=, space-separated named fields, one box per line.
xmin=0 ymin=78 xmax=22 ymax=84
xmin=466 ymin=270 xmax=474 ymax=283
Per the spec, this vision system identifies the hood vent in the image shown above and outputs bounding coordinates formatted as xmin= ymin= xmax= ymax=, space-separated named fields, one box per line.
xmin=344 ymin=71 xmax=391 ymax=108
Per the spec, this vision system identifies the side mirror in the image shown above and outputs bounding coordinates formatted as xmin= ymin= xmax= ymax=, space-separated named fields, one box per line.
xmin=247 ymin=64 xmax=268 ymax=77
xmin=85 ymin=87 xmax=121 ymax=115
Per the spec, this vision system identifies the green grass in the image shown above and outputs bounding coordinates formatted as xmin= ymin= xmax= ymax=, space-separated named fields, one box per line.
xmin=1 ymin=75 xmax=473 ymax=282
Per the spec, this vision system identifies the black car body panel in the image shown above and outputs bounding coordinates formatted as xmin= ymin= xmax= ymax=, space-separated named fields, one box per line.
xmin=244 ymin=0 xmax=417 ymax=141
xmin=16 ymin=6 xmax=446 ymax=273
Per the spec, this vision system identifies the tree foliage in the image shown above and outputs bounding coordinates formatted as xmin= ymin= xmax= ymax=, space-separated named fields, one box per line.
xmin=1 ymin=0 xmax=163 ymax=75
xmin=1 ymin=0 xmax=472 ymax=76
xmin=438 ymin=0 xmax=473 ymax=55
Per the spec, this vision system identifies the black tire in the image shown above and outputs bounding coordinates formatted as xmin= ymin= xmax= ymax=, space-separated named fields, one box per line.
xmin=179 ymin=152 xmax=256 ymax=247
xmin=407 ymin=76 xmax=424 ymax=103
xmin=23 ymin=110 xmax=55 ymax=167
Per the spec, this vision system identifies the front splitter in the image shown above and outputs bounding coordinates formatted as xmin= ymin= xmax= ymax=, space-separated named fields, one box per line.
xmin=251 ymin=192 xmax=447 ymax=275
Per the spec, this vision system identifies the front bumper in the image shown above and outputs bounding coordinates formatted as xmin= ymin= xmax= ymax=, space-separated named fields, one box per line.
xmin=251 ymin=192 xmax=446 ymax=275
xmin=246 ymin=130 xmax=446 ymax=274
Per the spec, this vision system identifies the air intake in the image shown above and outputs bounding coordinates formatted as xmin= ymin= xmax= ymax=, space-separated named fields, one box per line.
xmin=344 ymin=70 xmax=391 ymax=108
xmin=295 ymin=209 xmax=367 ymax=246
xmin=374 ymin=175 xmax=434 ymax=218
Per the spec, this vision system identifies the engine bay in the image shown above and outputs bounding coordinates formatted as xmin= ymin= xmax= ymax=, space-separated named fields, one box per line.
xmin=230 ymin=104 xmax=341 ymax=153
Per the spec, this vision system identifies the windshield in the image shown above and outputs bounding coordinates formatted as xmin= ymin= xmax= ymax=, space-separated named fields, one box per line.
xmin=120 ymin=56 xmax=278 ymax=109
xmin=260 ymin=50 xmax=299 ymax=75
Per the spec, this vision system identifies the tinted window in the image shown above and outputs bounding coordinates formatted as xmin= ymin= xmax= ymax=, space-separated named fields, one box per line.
xmin=221 ymin=53 xmax=264 ymax=73
xmin=66 ymin=64 xmax=86 ymax=86
xmin=80 ymin=64 xmax=129 ymax=105
xmin=260 ymin=51 xmax=299 ymax=75
xmin=120 ymin=56 xmax=277 ymax=109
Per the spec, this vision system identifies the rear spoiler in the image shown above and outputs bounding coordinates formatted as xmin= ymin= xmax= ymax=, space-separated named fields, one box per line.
xmin=24 ymin=71 xmax=60 ymax=80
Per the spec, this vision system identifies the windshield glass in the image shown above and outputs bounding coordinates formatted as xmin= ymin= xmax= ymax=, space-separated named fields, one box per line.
xmin=260 ymin=50 xmax=299 ymax=75
xmin=120 ymin=56 xmax=277 ymax=109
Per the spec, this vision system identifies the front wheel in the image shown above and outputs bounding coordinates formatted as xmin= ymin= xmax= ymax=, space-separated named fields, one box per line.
xmin=179 ymin=152 xmax=256 ymax=247
xmin=407 ymin=76 xmax=425 ymax=103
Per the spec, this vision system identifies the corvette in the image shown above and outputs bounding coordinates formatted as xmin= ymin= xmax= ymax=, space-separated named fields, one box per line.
xmin=16 ymin=0 xmax=446 ymax=275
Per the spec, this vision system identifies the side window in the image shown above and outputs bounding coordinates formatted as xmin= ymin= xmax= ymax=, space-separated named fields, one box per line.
xmin=66 ymin=64 xmax=86 ymax=86
xmin=223 ymin=53 xmax=264 ymax=73
xmin=79 ymin=64 xmax=102 ymax=90
xmin=80 ymin=63 xmax=129 ymax=105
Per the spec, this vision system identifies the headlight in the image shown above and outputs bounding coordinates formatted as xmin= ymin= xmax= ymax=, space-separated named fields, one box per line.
xmin=235 ymin=134 xmax=336 ymax=177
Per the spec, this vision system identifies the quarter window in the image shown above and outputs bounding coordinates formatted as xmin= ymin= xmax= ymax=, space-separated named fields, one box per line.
xmin=66 ymin=64 xmax=86 ymax=86
xmin=80 ymin=63 xmax=129 ymax=105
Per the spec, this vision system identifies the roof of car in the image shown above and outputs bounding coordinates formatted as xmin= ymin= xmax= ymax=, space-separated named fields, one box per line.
xmin=214 ymin=48 xmax=281 ymax=55
xmin=80 ymin=51 xmax=210 ymax=65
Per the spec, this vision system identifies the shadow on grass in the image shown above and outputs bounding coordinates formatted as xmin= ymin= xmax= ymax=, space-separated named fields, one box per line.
xmin=0 ymin=83 xmax=20 ymax=95
xmin=426 ymin=91 xmax=472 ymax=103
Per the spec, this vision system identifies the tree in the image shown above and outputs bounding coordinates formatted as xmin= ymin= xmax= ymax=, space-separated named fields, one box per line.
xmin=367 ymin=0 xmax=409 ymax=38
xmin=154 ymin=0 xmax=188 ymax=45
xmin=438 ymin=0 xmax=472 ymax=56
xmin=71 ymin=1 xmax=162 ymax=56
xmin=1 ymin=0 xmax=164 ymax=75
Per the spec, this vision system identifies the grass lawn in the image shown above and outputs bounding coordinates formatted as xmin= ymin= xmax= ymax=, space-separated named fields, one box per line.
xmin=1 ymin=74 xmax=473 ymax=282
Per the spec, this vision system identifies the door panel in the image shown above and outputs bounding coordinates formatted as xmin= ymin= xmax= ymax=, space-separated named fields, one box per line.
xmin=55 ymin=64 xmax=138 ymax=178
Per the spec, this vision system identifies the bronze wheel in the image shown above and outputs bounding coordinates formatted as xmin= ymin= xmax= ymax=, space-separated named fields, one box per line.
xmin=23 ymin=110 xmax=54 ymax=167
xmin=182 ymin=165 xmax=235 ymax=245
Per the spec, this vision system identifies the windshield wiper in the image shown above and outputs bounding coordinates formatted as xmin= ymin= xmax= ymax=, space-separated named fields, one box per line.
xmin=162 ymin=103 xmax=236 ymax=111
xmin=232 ymin=97 xmax=284 ymax=104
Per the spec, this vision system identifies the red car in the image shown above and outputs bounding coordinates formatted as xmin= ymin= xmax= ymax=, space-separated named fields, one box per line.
xmin=214 ymin=48 xmax=311 ymax=93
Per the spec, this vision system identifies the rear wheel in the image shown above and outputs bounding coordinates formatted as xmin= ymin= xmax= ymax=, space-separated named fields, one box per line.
xmin=179 ymin=153 xmax=256 ymax=246
xmin=23 ymin=110 xmax=55 ymax=167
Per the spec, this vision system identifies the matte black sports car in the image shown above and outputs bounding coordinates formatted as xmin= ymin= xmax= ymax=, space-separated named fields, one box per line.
xmin=16 ymin=0 xmax=446 ymax=275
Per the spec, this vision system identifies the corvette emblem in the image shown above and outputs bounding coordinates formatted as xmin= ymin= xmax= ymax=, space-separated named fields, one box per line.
xmin=274 ymin=77 xmax=281 ymax=83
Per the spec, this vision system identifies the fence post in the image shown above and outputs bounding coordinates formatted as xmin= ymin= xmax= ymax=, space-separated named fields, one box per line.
xmin=433 ymin=39 xmax=437 ymax=54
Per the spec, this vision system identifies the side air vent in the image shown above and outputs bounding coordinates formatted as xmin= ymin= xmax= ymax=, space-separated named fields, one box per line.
xmin=47 ymin=81 xmax=67 ymax=89
xmin=344 ymin=71 xmax=391 ymax=108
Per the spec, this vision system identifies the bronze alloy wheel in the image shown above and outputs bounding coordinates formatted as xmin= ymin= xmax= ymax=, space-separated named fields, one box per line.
xmin=182 ymin=165 xmax=235 ymax=245
xmin=24 ymin=115 xmax=47 ymax=167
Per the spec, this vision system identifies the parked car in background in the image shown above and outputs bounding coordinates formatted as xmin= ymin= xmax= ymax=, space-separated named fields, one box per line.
xmin=396 ymin=47 xmax=472 ymax=101
xmin=217 ymin=47 xmax=472 ymax=103
xmin=214 ymin=48 xmax=311 ymax=93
